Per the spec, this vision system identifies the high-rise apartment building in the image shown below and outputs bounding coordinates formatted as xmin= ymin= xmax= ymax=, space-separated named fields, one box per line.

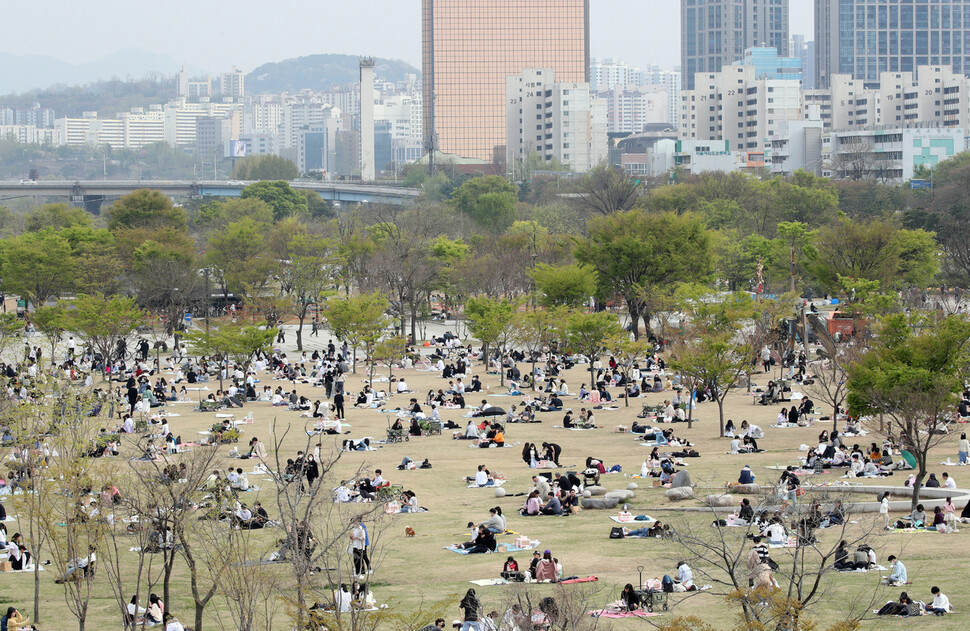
xmin=815 ymin=0 xmax=970 ymax=89
xmin=220 ymin=66 xmax=245 ymax=99
xmin=681 ymin=0 xmax=790 ymax=89
xmin=505 ymin=68 xmax=607 ymax=173
xmin=422 ymin=0 xmax=589 ymax=162
xmin=680 ymin=47 xmax=802 ymax=150
xmin=591 ymin=59 xmax=644 ymax=91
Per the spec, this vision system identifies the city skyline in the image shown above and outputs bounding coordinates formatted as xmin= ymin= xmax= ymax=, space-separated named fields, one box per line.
xmin=0 ymin=0 xmax=815 ymax=84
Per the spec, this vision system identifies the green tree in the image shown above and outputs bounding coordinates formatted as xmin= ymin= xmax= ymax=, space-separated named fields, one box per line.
xmin=284 ymin=231 xmax=339 ymax=351
xmin=106 ymin=189 xmax=187 ymax=232
xmin=513 ymin=308 xmax=564 ymax=391
xmin=232 ymin=154 xmax=300 ymax=181
xmin=322 ymin=291 xmax=391 ymax=373
xmin=240 ymin=180 xmax=308 ymax=222
xmin=60 ymin=294 xmax=144 ymax=378
xmin=450 ymin=176 xmax=518 ymax=231
xmin=206 ymin=218 xmax=277 ymax=297
xmin=24 ymin=203 xmax=92 ymax=232
xmin=528 ymin=263 xmax=597 ymax=308
xmin=847 ymin=314 xmax=970 ymax=509
xmin=0 ymin=229 xmax=75 ymax=307
xmin=194 ymin=197 xmax=274 ymax=231
xmin=30 ymin=305 xmax=66 ymax=368
xmin=807 ymin=215 xmax=939 ymax=292
xmin=184 ymin=322 xmax=276 ymax=391
xmin=562 ymin=310 xmax=624 ymax=389
xmin=60 ymin=226 xmax=123 ymax=295
xmin=576 ymin=164 xmax=639 ymax=216
xmin=776 ymin=221 xmax=817 ymax=293
xmin=575 ymin=211 xmax=714 ymax=339
xmin=465 ymin=296 xmax=517 ymax=385
xmin=669 ymin=290 xmax=758 ymax=435
xmin=299 ymin=190 xmax=335 ymax=220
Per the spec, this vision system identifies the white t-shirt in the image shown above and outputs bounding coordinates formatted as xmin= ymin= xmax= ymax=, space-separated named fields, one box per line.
xmin=335 ymin=588 xmax=352 ymax=612
xmin=730 ymin=439 xmax=741 ymax=453
xmin=475 ymin=470 xmax=489 ymax=486
xmin=944 ymin=478 xmax=957 ymax=489
xmin=166 ymin=620 xmax=185 ymax=631
xmin=932 ymin=593 xmax=951 ymax=611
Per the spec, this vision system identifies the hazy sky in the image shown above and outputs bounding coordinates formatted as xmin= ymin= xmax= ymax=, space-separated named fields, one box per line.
xmin=1 ymin=0 xmax=815 ymax=73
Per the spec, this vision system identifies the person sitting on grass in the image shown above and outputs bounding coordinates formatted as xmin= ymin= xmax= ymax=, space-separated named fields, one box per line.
xmin=482 ymin=507 xmax=506 ymax=534
xmin=466 ymin=464 xmax=494 ymax=487
xmin=520 ymin=490 xmax=541 ymax=516
xmin=620 ymin=583 xmax=641 ymax=611
xmin=464 ymin=526 xmax=496 ymax=554
xmin=884 ymin=555 xmax=907 ymax=586
xmin=925 ymin=586 xmax=951 ymax=615
xmin=539 ymin=492 xmax=562 ymax=516
xmin=738 ymin=465 xmax=756 ymax=485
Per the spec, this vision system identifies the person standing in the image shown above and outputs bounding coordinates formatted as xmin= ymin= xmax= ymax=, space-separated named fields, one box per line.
xmin=880 ymin=492 xmax=891 ymax=530
xmin=351 ymin=517 xmax=370 ymax=578
xmin=334 ymin=391 xmax=345 ymax=420
xmin=459 ymin=588 xmax=480 ymax=631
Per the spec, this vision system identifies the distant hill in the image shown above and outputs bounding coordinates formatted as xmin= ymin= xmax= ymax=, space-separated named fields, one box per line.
xmin=246 ymin=54 xmax=420 ymax=93
xmin=0 ymin=49 xmax=206 ymax=95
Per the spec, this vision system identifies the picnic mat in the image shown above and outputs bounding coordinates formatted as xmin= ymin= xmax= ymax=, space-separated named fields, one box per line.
xmin=467 ymin=480 xmax=506 ymax=488
xmin=610 ymin=516 xmax=655 ymax=524
xmin=470 ymin=578 xmax=509 ymax=586
xmin=589 ymin=609 xmax=660 ymax=619
xmin=560 ymin=575 xmax=599 ymax=584
xmin=499 ymin=540 xmax=540 ymax=552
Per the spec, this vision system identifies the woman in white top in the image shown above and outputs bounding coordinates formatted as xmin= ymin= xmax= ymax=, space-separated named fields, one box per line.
xmin=880 ymin=492 xmax=891 ymax=530
xmin=959 ymin=432 xmax=969 ymax=464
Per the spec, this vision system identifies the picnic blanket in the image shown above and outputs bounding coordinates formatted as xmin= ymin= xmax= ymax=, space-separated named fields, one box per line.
xmin=560 ymin=575 xmax=599 ymax=584
xmin=609 ymin=516 xmax=655 ymax=524
xmin=838 ymin=564 xmax=888 ymax=572
xmin=589 ymin=609 xmax=660 ymax=619
xmin=769 ymin=536 xmax=799 ymax=549
xmin=466 ymin=480 xmax=506 ymax=488
xmin=499 ymin=539 xmax=540 ymax=552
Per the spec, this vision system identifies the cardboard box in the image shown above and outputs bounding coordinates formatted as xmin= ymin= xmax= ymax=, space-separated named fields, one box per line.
xmin=617 ymin=511 xmax=633 ymax=522
xmin=0 ymin=561 xmax=12 ymax=572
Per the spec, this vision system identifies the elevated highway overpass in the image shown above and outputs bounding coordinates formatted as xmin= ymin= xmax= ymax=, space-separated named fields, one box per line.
xmin=0 ymin=179 xmax=420 ymax=213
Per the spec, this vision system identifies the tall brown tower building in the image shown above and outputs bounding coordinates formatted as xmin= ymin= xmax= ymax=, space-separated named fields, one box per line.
xmin=422 ymin=0 xmax=590 ymax=163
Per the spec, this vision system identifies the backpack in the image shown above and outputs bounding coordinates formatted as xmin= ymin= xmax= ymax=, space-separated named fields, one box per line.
xmin=609 ymin=527 xmax=625 ymax=539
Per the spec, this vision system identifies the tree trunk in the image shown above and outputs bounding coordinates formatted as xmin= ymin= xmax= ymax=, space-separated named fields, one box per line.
xmin=33 ymin=552 xmax=41 ymax=623
xmin=410 ymin=303 xmax=418 ymax=345
xmin=296 ymin=310 xmax=306 ymax=351
xmin=588 ymin=355 xmax=596 ymax=391
xmin=163 ymin=557 xmax=174 ymax=612
xmin=911 ymin=470 xmax=926 ymax=511
xmin=499 ymin=349 xmax=505 ymax=387
xmin=628 ymin=303 xmax=641 ymax=341
xmin=717 ymin=397 xmax=726 ymax=437
xmin=531 ymin=357 xmax=537 ymax=391
xmin=352 ymin=347 xmax=357 ymax=373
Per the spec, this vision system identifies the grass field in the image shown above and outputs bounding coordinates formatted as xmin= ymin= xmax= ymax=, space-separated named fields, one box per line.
xmin=2 ymin=343 xmax=966 ymax=631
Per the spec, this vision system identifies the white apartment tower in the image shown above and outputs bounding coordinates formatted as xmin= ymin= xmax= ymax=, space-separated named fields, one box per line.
xmin=506 ymin=68 xmax=607 ymax=173
xmin=359 ymin=58 xmax=376 ymax=181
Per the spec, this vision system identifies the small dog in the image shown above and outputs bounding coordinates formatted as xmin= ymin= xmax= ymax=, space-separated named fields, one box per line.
xmin=404 ymin=527 xmax=416 ymax=538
